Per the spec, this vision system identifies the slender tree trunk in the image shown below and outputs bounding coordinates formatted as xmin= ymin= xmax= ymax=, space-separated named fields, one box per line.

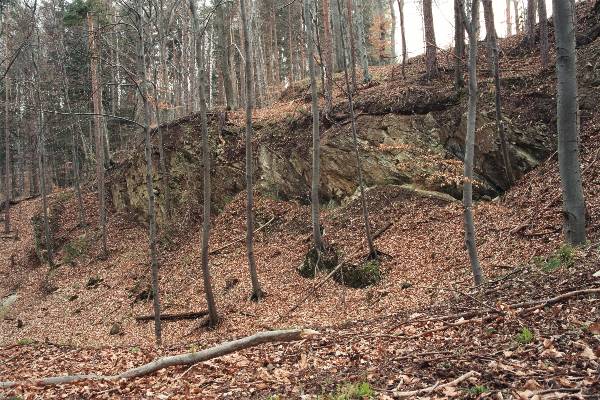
xmin=537 ymin=0 xmax=549 ymax=67
xmin=506 ymin=0 xmax=512 ymax=36
xmin=304 ymin=0 xmax=324 ymax=251
xmin=323 ymin=0 xmax=334 ymax=113
xmin=526 ymin=0 xmax=537 ymax=49
xmin=389 ymin=0 xmax=396 ymax=62
xmin=483 ymin=0 xmax=515 ymax=186
xmin=514 ymin=0 xmax=521 ymax=34
xmin=3 ymin=46 xmax=10 ymax=234
xmin=240 ymin=0 xmax=264 ymax=301
xmin=337 ymin=0 xmax=377 ymax=258
xmin=346 ymin=0 xmax=358 ymax=89
xmin=136 ymin=0 xmax=162 ymax=346
xmin=423 ymin=0 xmax=438 ymax=78
xmin=216 ymin=2 xmax=236 ymax=109
xmin=454 ymin=0 xmax=465 ymax=89
xmin=355 ymin=0 xmax=371 ymax=82
xmin=397 ymin=0 xmax=407 ymax=78
xmin=461 ymin=0 xmax=484 ymax=286
xmin=553 ymin=0 xmax=586 ymax=245
xmin=87 ymin=13 xmax=108 ymax=259
xmin=190 ymin=0 xmax=219 ymax=326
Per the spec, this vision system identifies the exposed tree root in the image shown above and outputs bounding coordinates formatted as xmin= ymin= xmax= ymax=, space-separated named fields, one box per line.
xmin=135 ymin=311 xmax=209 ymax=322
xmin=0 ymin=329 xmax=319 ymax=389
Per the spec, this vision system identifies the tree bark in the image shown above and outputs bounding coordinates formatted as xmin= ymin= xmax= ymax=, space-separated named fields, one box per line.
xmin=389 ymin=0 xmax=396 ymax=62
xmin=482 ymin=0 xmax=515 ymax=186
xmin=461 ymin=0 xmax=484 ymax=286
xmin=305 ymin=0 xmax=325 ymax=252
xmin=136 ymin=0 xmax=163 ymax=346
xmin=190 ymin=0 xmax=219 ymax=326
xmin=454 ymin=0 xmax=465 ymax=89
xmin=506 ymin=0 xmax=512 ymax=36
xmin=346 ymin=0 xmax=358 ymax=89
xmin=355 ymin=0 xmax=371 ymax=82
xmin=514 ymin=0 xmax=521 ymax=34
xmin=215 ymin=1 xmax=236 ymax=109
xmin=240 ymin=0 xmax=264 ymax=301
xmin=87 ymin=13 xmax=107 ymax=259
xmin=423 ymin=0 xmax=438 ymax=79
xmin=3 ymin=35 xmax=11 ymax=234
xmin=526 ymin=0 xmax=537 ymax=49
xmin=323 ymin=0 xmax=334 ymax=113
xmin=397 ymin=0 xmax=407 ymax=78
xmin=538 ymin=0 xmax=549 ymax=67
xmin=553 ymin=0 xmax=586 ymax=245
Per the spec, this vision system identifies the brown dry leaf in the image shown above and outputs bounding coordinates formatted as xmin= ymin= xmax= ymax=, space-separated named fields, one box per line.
xmin=523 ymin=379 xmax=542 ymax=390
xmin=579 ymin=345 xmax=597 ymax=361
xmin=589 ymin=322 xmax=600 ymax=335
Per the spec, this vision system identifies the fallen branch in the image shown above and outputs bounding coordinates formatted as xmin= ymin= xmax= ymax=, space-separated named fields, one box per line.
xmin=514 ymin=288 xmax=600 ymax=315
xmin=373 ymin=222 xmax=393 ymax=240
xmin=135 ymin=311 xmax=209 ymax=322
xmin=0 ymin=328 xmax=319 ymax=389
xmin=393 ymin=371 xmax=480 ymax=398
xmin=209 ymin=216 xmax=277 ymax=255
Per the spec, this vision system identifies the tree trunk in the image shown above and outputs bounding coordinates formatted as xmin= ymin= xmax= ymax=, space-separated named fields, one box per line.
xmin=454 ymin=0 xmax=465 ymax=89
xmin=355 ymin=0 xmax=371 ymax=82
xmin=483 ymin=0 xmax=515 ymax=186
xmin=346 ymin=0 xmax=358 ymax=89
xmin=397 ymin=0 xmax=407 ymax=78
xmin=506 ymin=0 xmax=512 ymax=36
xmin=389 ymin=0 xmax=396 ymax=62
xmin=305 ymin=0 xmax=324 ymax=252
xmin=323 ymin=0 xmax=334 ymax=113
xmin=215 ymin=2 xmax=236 ymax=109
xmin=514 ymin=0 xmax=521 ymax=34
xmin=240 ymin=0 xmax=264 ymax=301
xmin=537 ymin=0 xmax=549 ymax=67
xmin=553 ymin=0 xmax=586 ymax=245
xmin=3 ymin=38 xmax=11 ymax=234
xmin=287 ymin=5 xmax=295 ymax=83
xmin=337 ymin=1 xmax=377 ymax=258
xmin=87 ymin=13 xmax=107 ymax=259
xmin=526 ymin=0 xmax=537 ymax=49
xmin=461 ymin=0 xmax=484 ymax=286
xmin=135 ymin=0 xmax=162 ymax=346
xmin=190 ymin=0 xmax=219 ymax=326
xmin=423 ymin=0 xmax=438 ymax=78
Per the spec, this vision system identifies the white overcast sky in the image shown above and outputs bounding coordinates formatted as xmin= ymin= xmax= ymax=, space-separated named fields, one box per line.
xmin=392 ymin=0 xmax=554 ymax=57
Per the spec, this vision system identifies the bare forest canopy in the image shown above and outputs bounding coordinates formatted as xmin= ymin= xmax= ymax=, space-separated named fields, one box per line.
xmin=1 ymin=0 xmax=600 ymax=398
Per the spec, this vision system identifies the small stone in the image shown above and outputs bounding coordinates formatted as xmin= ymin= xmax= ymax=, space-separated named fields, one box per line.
xmin=109 ymin=323 xmax=122 ymax=335
xmin=16 ymin=319 xmax=23 ymax=328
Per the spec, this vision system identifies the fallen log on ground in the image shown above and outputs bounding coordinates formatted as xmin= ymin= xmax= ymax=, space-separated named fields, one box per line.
xmin=0 ymin=328 xmax=319 ymax=389
xmin=135 ymin=311 xmax=209 ymax=322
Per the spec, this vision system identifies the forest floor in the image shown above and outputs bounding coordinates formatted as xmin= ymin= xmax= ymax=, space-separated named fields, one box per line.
xmin=1 ymin=2 xmax=600 ymax=398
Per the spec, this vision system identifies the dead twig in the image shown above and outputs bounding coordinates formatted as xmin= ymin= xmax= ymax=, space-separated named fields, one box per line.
xmin=393 ymin=371 xmax=480 ymax=398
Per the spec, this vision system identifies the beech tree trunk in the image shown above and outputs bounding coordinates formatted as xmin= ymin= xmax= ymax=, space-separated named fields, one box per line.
xmin=305 ymin=0 xmax=324 ymax=252
xmin=87 ymin=13 xmax=108 ymax=259
xmin=553 ymin=0 xmax=587 ymax=245
xmin=514 ymin=0 xmax=521 ymax=34
xmin=460 ymin=0 xmax=484 ymax=286
xmin=483 ymin=0 xmax=515 ymax=186
xmin=537 ymin=0 xmax=549 ymax=67
xmin=355 ymin=0 xmax=371 ymax=82
xmin=526 ymin=0 xmax=537 ymax=49
xmin=215 ymin=2 xmax=236 ymax=109
xmin=454 ymin=0 xmax=465 ymax=89
xmin=346 ymin=0 xmax=358 ymax=89
xmin=240 ymin=0 xmax=264 ymax=301
xmin=190 ymin=0 xmax=219 ymax=326
xmin=389 ymin=0 xmax=396 ymax=62
xmin=337 ymin=3 xmax=377 ymax=259
xmin=136 ymin=0 xmax=162 ymax=345
xmin=3 ymin=41 xmax=10 ymax=234
xmin=506 ymin=0 xmax=512 ymax=36
xmin=397 ymin=0 xmax=407 ymax=77
xmin=423 ymin=0 xmax=438 ymax=79
xmin=322 ymin=0 xmax=334 ymax=113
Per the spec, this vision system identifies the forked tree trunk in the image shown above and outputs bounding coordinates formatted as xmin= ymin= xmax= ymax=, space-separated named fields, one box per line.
xmin=337 ymin=0 xmax=377 ymax=258
xmin=397 ymin=0 xmax=407 ymax=77
xmin=304 ymin=0 xmax=324 ymax=252
xmin=423 ymin=0 xmax=438 ymax=79
xmin=240 ymin=0 xmax=264 ymax=301
xmin=482 ymin=0 xmax=515 ymax=186
xmin=553 ymin=0 xmax=586 ymax=245
xmin=190 ymin=0 xmax=219 ymax=326
xmin=460 ymin=0 xmax=484 ymax=286
xmin=87 ymin=13 xmax=107 ymax=259
xmin=537 ymin=0 xmax=549 ymax=67
xmin=136 ymin=0 xmax=163 ymax=346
